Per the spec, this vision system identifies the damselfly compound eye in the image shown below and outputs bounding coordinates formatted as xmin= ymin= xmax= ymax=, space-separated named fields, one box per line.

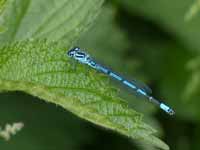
xmin=67 ymin=47 xmax=80 ymax=57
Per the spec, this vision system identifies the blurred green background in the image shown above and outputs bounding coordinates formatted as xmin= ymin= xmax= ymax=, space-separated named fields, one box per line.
xmin=1 ymin=0 xmax=200 ymax=149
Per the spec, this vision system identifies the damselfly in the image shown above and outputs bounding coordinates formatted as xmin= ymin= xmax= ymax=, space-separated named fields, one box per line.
xmin=67 ymin=47 xmax=175 ymax=115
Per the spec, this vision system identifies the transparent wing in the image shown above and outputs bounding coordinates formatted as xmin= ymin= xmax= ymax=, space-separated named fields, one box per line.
xmin=131 ymin=79 xmax=152 ymax=95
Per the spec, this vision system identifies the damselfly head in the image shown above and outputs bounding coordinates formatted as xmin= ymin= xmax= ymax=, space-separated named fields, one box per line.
xmin=67 ymin=47 xmax=80 ymax=57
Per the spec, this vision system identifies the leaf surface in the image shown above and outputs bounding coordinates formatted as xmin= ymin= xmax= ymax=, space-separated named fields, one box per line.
xmin=0 ymin=0 xmax=169 ymax=149
xmin=0 ymin=40 xmax=169 ymax=150
xmin=0 ymin=0 xmax=103 ymax=45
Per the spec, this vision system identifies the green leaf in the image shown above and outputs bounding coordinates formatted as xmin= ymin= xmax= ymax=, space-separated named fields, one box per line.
xmin=0 ymin=0 xmax=103 ymax=45
xmin=0 ymin=40 xmax=169 ymax=150
xmin=0 ymin=0 xmax=7 ymax=14
xmin=183 ymin=57 xmax=200 ymax=100
xmin=0 ymin=25 xmax=5 ymax=33
xmin=0 ymin=0 xmax=169 ymax=149
xmin=185 ymin=0 xmax=200 ymax=21
xmin=0 ymin=0 xmax=8 ymax=33
xmin=182 ymin=57 xmax=200 ymax=116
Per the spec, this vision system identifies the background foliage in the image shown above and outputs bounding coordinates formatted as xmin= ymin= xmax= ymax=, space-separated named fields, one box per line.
xmin=1 ymin=0 xmax=200 ymax=150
